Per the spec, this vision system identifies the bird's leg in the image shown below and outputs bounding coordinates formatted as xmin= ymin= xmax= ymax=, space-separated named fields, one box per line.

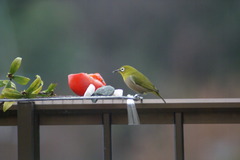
xmin=133 ymin=94 xmax=143 ymax=103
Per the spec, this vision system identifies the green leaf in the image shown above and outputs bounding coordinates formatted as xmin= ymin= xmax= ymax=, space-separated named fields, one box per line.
xmin=3 ymin=102 xmax=15 ymax=112
xmin=0 ymin=94 xmax=4 ymax=99
xmin=4 ymin=80 xmax=16 ymax=89
xmin=2 ymin=88 xmax=23 ymax=99
xmin=32 ymin=80 xmax=43 ymax=94
xmin=26 ymin=75 xmax=42 ymax=94
xmin=13 ymin=75 xmax=30 ymax=85
xmin=0 ymin=80 xmax=5 ymax=87
xmin=9 ymin=81 xmax=16 ymax=89
xmin=9 ymin=57 xmax=22 ymax=75
xmin=5 ymin=80 xmax=12 ymax=88
xmin=42 ymin=83 xmax=57 ymax=93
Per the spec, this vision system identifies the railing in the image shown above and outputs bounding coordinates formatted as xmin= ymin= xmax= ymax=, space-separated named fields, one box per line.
xmin=1 ymin=98 xmax=240 ymax=160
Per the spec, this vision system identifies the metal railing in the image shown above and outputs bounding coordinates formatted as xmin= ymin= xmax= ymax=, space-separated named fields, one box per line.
xmin=1 ymin=98 xmax=240 ymax=160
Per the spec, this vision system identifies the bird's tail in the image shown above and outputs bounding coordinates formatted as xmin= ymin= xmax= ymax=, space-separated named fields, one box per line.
xmin=154 ymin=91 xmax=166 ymax=103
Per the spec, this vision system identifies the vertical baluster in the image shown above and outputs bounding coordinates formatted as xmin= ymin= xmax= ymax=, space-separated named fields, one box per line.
xmin=18 ymin=102 xmax=39 ymax=160
xmin=175 ymin=112 xmax=184 ymax=160
xmin=103 ymin=113 xmax=112 ymax=160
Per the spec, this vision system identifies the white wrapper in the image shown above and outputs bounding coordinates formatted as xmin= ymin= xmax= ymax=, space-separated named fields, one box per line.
xmin=127 ymin=95 xmax=140 ymax=125
xmin=83 ymin=84 xmax=95 ymax=97
xmin=113 ymin=89 xmax=123 ymax=96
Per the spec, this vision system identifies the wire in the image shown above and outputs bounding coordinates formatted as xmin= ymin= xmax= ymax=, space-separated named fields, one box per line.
xmin=0 ymin=95 xmax=143 ymax=102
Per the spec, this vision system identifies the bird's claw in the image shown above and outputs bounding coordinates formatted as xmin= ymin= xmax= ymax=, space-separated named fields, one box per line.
xmin=133 ymin=94 xmax=143 ymax=102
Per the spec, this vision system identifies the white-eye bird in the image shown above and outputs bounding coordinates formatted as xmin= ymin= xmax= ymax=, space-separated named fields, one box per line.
xmin=113 ymin=65 xmax=166 ymax=103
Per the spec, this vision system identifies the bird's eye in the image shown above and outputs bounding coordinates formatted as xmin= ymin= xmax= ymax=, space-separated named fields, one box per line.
xmin=120 ymin=67 xmax=125 ymax=72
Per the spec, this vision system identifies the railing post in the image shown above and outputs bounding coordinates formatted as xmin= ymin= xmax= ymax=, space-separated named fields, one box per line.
xmin=18 ymin=101 xmax=39 ymax=160
xmin=103 ymin=113 xmax=112 ymax=160
xmin=174 ymin=112 xmax=184 ymax=160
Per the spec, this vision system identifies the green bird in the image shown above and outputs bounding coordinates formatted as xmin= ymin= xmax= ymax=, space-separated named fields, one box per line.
xmin=113 ymin=65 xmax=166 ymax=103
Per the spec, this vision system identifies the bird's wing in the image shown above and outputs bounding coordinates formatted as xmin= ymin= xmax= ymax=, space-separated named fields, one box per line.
xmin=130 ymin=75 xmax=157 ymax=92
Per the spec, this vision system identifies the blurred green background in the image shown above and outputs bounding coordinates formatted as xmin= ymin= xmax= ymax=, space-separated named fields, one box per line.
xmin=1 ymin=0 xmax=240 ymax=160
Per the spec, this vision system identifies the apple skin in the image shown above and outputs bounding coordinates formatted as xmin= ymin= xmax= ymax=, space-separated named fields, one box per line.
xmin=68 ymin=73 xmax=106 ymax=96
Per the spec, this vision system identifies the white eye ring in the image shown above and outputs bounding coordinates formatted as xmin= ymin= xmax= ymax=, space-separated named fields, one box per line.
xmin=120 ymin=67 xmax=125 ymax=72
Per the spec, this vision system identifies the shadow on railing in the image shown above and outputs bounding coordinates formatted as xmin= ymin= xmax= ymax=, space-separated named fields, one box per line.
xmin=1 ymin=98 xmax=240 ymax=160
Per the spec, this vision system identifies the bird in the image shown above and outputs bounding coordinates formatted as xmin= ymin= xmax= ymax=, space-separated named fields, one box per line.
xmin=113 ymin=65 xmax=166 ymax=103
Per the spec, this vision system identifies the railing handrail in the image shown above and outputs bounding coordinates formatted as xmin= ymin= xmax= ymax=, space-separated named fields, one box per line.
xmin=1 ymin=98 xmax=240 ymax=160
xmin=1 ymin=98 xmax=240 ymax=126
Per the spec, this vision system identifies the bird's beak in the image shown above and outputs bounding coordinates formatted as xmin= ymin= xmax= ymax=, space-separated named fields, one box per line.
xmin=112 ymin=69 xmax=120 ymax=73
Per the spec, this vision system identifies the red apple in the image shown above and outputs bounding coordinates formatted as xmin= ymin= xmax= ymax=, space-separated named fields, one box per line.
xmin=68 ymin=73 xmax=106 ymax=96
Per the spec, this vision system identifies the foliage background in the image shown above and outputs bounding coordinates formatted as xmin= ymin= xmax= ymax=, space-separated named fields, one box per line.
xmin=1 ymin=1 xmax=240 ymax=160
